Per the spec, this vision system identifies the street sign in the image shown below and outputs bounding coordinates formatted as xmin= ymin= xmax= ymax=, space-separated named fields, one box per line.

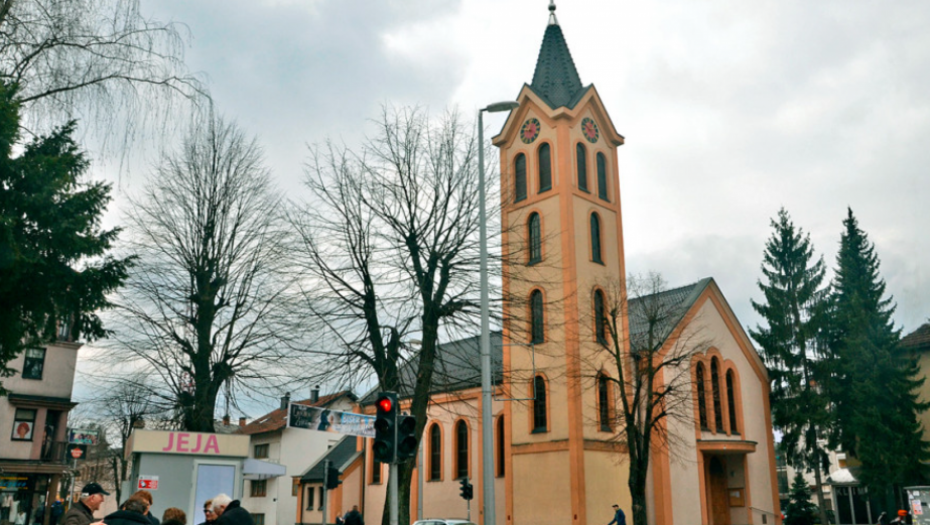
xmin=287 ymin=403 xmax=375 ymax=438
xmin=66 ymin=444 xmax=87 ymax=460
xmin=138 ymin=476 xmax=159 ymax=490
xmin=68 ymin=429 xmax=98 ymax=445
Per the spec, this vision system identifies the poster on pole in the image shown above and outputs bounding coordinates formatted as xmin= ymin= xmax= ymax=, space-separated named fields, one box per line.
xmin=68 ymin=429 xmax=99 ymax=445
xmin=288 ymin=403 xmax=375 ymax=438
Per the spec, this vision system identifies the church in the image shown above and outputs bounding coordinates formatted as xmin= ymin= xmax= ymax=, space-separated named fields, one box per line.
xmin=295 ymin=4 xmax=781 ymax=525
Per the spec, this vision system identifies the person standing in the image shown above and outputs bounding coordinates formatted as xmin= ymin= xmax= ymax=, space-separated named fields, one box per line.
xmin=103 ymin=499 xmax=153 ymax=525
xmin=343 ymin=506 xmax=363 ymax=525
xmin=607 ymin=504 xmax=625 ymax=525
xmin=211 ymin=495 xmax=252 ymax=525
xmin=196 ymin=500 xmax=215 ymax=525
xmin=61 ymin=483 xmax=109 ymax=525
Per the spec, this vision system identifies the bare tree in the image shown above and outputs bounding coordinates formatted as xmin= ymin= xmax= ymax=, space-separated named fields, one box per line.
xmin=0 ymin=0 xmax=207 ymax=155
xmin=104 ymin=116 xmax=300 ymax=432
xmin=290 ymin=106 xmax=518 ymax=525
xmin=596 ymin=273 xmax=711 ymax=525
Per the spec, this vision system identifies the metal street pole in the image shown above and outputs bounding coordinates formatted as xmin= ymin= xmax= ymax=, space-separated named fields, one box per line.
xmin=478 ymin=100 xmax=518 ymax=525
xmin=389 ymin=463 xmax=398 ymax=525
xmin=322 ymin=460 xmax=329 ymax=525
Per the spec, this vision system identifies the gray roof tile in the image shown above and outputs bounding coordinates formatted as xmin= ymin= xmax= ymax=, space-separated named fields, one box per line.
xmin=628 ymin=278 xmax=712 ymax=351
xmin=530 ymin=23 xmax=584 ymax=109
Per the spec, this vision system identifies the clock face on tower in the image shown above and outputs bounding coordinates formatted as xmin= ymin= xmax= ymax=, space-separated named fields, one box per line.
xmin=520 ymin=118 xmax=541 ymax=144
xmin=581 ymin=117 xmax=599 ymax=143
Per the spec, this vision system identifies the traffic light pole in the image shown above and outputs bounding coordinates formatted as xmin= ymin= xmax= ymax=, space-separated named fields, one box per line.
xmin=389 ymin=462 xmax=398 ymax=525
xmin=322 ymin=460 xmax=329 ymax=525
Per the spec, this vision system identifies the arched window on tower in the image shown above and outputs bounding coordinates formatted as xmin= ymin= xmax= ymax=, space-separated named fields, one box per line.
xmin=711 ymin=358 xmax=724 ymax=432
xmin=532 ymin=375 xmax=548 ymax=432
xmin=576 ymin=143 xmax=588 ymax=191
xmin=696 ymin=362 xmax=708 ymax=430
xmin=597 ymin=152 xmax=608 ymax=201
xmin=455 ymin=420 xmax=469 ymax=479
xmin=726 ymin=370 xmax=739 ymax=434
xmin=429 ymin=423 xmax=442 ymax=480
xmin=538 ymin=143 xmax=552 ymax=192
xmin=515 ymin=153 xmax=527 ymax=202
xmin=530 ymin=290 xmax=544 ymax=344
xmin=590 ymin=214 xmax=603 ymax=264
xmin=598 ymin=374 xmax=612 ymax=431
xmin=528 ymin=212 xmax=541 ymax=264
xmin=496 ymin=415 xmax=505 ymax=477
xmin=594 ymin=289 xmax=607 ymax=345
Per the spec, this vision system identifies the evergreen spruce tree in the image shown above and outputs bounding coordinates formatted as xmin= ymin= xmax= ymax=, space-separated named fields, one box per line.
xmin=751 ymin=208 xmax=831 ymax=525
xmin=785 ymin=472 xmax=819 ymax=525
xmin=825 ymin=208 xmax=929 ymax=496
xmin=0 ymin=82 xmax=132 ymax=391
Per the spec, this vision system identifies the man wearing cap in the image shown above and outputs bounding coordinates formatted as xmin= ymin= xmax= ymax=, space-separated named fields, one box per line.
xmin=61 ymin=483 xmax=109 ymax=525
xmin=607 ymin=504 xmax=626 ymax=525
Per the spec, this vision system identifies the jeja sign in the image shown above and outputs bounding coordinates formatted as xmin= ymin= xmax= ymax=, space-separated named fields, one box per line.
xmin=127 ymin=430 xmax=250 ymax=457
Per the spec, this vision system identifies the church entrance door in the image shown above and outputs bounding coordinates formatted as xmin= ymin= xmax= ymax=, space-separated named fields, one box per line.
xmin=708 ymin=455 xmax=730 ymax=525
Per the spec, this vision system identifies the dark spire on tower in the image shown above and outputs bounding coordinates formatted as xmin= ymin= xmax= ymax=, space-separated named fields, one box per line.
xmin=530 ymin=1 xmax=584 ymax=109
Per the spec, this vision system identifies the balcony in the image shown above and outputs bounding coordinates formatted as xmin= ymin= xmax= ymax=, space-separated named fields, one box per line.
xmin=41 ymin=441 xmax=68 ymax=463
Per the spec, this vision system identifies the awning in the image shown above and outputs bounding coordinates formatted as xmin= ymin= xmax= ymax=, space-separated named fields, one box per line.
xmin=243 ymin=458 xmax=286 ymax=480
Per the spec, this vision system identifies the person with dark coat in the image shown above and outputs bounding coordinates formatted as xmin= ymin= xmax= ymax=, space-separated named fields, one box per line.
xmin=606 ymin=504 xmax=626 ymax=525
xmin=196 ymin=500 xmax=215 ymax=525
xmin=211 ymin=495 xmax=253 ymax=525
xmin=103 ymin=499 xmax=151 ymax=525
xmin=343 ymin=506 xmax=363 ymax=525
xmin=61 ymin=483 xmax=109 ymax=525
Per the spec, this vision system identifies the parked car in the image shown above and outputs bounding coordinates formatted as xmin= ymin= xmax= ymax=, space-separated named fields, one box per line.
xmin=413 ymin=519 xmax=476 ymax=525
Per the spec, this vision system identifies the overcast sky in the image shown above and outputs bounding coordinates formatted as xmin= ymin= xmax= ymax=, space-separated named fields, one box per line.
xmin=76 ymin=0 xmax=929 ymax=407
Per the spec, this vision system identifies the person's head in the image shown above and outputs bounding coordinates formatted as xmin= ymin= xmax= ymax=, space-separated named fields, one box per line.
xmin=212 ymin=494 xmax=232 ymax=516
xmin=124 ymin=498 xmax=149 ymax=516
xmin=352 ymin=506 xmax=358 ymax=512
xmin=131 ymin=490 xmax=153 ymax=515
xmin=612 ymin=505 xmax=619 ymax=511
xmin=79 ymin=483 xmax=110 ymax=511
xmin=203 ymin=500 xmax=215 ymax=522
xmin=163 ymin=508 xmax=186 ymax=525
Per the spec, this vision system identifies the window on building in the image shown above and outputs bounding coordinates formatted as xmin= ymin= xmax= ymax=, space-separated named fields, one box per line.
xmin=538 ymin=143 xmax=552 ymax=192
xmin=528 ymin=213 xmax=542 ymax=264
xmin=429 ymin=423 xmax=442 ymax=481
xmin=530 ymin=290 xmax=544 ymax=344
xmin=306 ymin=486 xmax=314 ymax=509
xmin=371 ymin=459 xmax=382 ymax=484
xmin=598 ymin=374 xmax=611 ymax=431
xmin=318 ymin=487 xmax=324 ymax=509
xmin=711 ymin=358 xmax=724 ymax=432
xmin=251 ymin=514 xmax=265 ymax=525
xmin=576 ymin=143 xmax=588 ymax=191
xmin=726 ymin=370 xmax=739 ymax=434
xmin=515 ymin=153 xmax=527 ymax=202
xmin=250 ymin=479 xmax=267 ymax=497
xmin=590 ymin=214 xmax=602 ymax=264
xmin=596 ymin=153 xmax=608 ymax=201
xmin=455 ymin=420 xmax=469 ymax=479
xmin=292 ymin=479 xmax=299 ymax=497
xmin=696 ymin=362 xmax=709 ymax=430
xmin=532 ymin=375 xmax=547 ymax=433
xmin=11 ymin=408 xmax=36 ymax=441
xmin=22 ymin=348 xmax=45 ymax=380
xmin=254 ymin=443 xmax=269 ymax=459
xmin=594 ymin=290 xmax=607 ymax=345
xmin=496 ymin=415 xmax=505 ymax=478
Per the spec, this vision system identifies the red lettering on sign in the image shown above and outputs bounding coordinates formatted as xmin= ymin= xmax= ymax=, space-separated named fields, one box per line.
xmin=204 ymin=435 xmax=219 ymax=454
xmin=176 ymin=433 xmax=189 ymax=452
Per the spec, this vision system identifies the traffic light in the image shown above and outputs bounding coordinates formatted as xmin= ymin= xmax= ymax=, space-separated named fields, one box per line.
xmin=325 ymin=460 xmax=342 ymax=490
xmin=459 ymin=477 xmax=473 ymax=500
xmin=374 ymin=392 xmax=397 ymax=463
xmin=396 ymin=414 xmax=418 ymax=460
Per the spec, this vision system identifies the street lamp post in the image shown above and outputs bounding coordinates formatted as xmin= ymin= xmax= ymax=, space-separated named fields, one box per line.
xmin=478 ymin=100 xmax=519 ymax=525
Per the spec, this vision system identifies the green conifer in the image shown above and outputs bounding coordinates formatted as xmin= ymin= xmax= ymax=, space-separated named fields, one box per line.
xmin=785 ymin=471 xmax=819 ymax=525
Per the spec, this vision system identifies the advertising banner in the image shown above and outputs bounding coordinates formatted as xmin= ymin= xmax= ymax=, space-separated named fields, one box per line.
xmin=68 ymin=430 xmax=99 ymax=445
xmin=288 ymin=403 xmax=374 ymax=438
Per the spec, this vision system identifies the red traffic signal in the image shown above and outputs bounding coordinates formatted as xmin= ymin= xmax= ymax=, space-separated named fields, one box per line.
xmin=374 ymin=392 xmax=398 ymax=463
xmin=377 ymin=397 xmax=393 ymax=413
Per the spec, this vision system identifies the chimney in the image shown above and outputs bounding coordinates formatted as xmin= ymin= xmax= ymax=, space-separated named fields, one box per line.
xmin=311 ymin=386 xmax=320 ymax=403
xmin=222 ymin=414 xmax=230 ymax=426
xmin=239 ymin=417 xmax=247 ymax=427
xmin=280 ymin=392 xmax=291 ymax=410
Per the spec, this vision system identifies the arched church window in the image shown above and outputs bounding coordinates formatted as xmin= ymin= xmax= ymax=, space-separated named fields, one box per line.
xmin=696 ymin=362 xmax=708 ymax=429
xmin=594 ymin=289 xmax=607 ymax=344
xmin=530 ymin=290 xmax=545 ymax=344
xmin=455 ymin=420 xmax=469 ymax=479
xmin=429 ymin=423 xmax=442 ymax=480
xmin=597 ymin=152 xmax=608 ymax=201
xmin=515 ymin=153 xmax=527 ymax=202
xmin=532 ymin=375 xmax=548 ymax=432
xmin=727 ymin=370 xmax=739 ymax=434
xmin=528 ymin=213 xmax=542 ymax=264
xmin=576 ymin=143 xmax=588 ymax=191
xmin=538 ymin=143 xmax=552 ymax=192
xmin=496 ymin=415 xmax=505 ymax=477
xmin=590 ymin=213 xmax=603 ymax=264
xmin=598 ymin=373 xmax=611 ymax=431
xmin=711 ymin=358 xmax=724 ymax=432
